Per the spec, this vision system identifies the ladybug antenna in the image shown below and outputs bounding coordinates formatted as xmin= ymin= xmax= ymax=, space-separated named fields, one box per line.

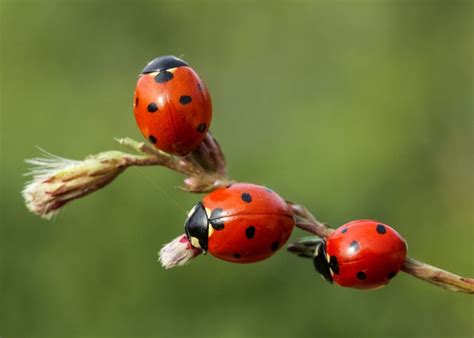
xmin=184 ymin=202 xmax=209 ymax=253
xmin=313 ymin=241 xmax=333 ymax=284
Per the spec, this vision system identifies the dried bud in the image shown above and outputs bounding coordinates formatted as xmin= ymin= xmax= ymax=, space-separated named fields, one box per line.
xmin=22 ymin=149 xmax=129 ymax=219
xmin=158 ymin=234 xmax=202 ymax=269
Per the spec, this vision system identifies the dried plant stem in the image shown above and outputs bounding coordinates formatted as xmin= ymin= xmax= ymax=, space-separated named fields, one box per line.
xmin=116 ymin=134 xmax=231 ymax=191
xmin=23 ymin=133 xmax=232 ymax=219
xmin=23 ymin=133 xmax=473 ymax=294
xmin=288 ymin=202 xmax=474 ymax=294
xmin=289 ymin=202 xmax=335 ymax=238
xmin=116 ymin=137 xmax=202 ymax=175
xmin=402 ymin=257 xmax=474 ymax=294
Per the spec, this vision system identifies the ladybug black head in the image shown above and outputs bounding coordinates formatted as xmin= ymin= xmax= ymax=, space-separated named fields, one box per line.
xmin=141 ymin=55 xmax=188 ymax=74
xmin=313 ymin=241 xmax=333 ymax=284
xmin=184 ymin=202 xmax=209 ymax=253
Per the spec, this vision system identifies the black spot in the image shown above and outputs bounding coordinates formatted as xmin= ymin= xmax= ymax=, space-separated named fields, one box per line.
xmin=210 ymin=208 xmax=224 ymax=220
xmin=209 ymin=208 xmax=225 ymax=230
xmin=376 ymin=224 xmax=387 ymax=234
xmin=329 ymin=256 xmax=340 ymax=274
xmin=148 ymin=135 xmax=157 ymax=144
xmin=147 ymin=102 xmax=158 ymax=112
xmin=197 ymin=83 xmax=203 ymax=92
xmin=388 ymin=271 xmax=397 ymax=279
xmin=349 ymin=240 xmax=360 ymax=253
xmin=135 ymin=97 xmax=139 ymax=107
xmin=341 ymin=228 xmax=348 ymax=234
xmin=155 ymin=70 xmax=173 ymax=83
xmin=245 ymin=226 xmax=255 ymax=239
xmin=210 ymin=221 xmax=224 ymax=230
xmin=233 ymin=253 xmax=241 ymax=259
xmin=356 ymin=271 xmax=366 ymax=280
xmin=271 ymin=241 xmax=279 ymax=252
xmin=179 ymin=95 xmax=192 ymax=105
xmin=196 ymin=123 xmax=207 ymax=133
xmin=241 ymin=193 xmax=252 ymax=203
xmin=226 ymin=183 xmax=233 ymax=188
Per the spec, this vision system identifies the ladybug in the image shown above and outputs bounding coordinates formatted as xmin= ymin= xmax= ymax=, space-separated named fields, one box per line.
xmin=313 ymin=220 xmax=407 ymax=289
xmin=184 ymin=183 xmax=295 ymax=263
xmin=133 ymin=55 xmax=212 ymax=156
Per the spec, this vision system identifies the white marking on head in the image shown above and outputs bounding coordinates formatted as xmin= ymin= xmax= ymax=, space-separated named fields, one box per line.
xmin=187 ymin=204 xmax=198 ymax=218
xmin=190 ymin=237 xmax=201 ymax=249
xmin=208 ymin=224 xmax=214 ymax=237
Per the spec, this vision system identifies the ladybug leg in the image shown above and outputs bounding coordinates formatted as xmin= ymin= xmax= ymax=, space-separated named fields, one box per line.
xmin=287 ymin=236 xmax=321 ymax=258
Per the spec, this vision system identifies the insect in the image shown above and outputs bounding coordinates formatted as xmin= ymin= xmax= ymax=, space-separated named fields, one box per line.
xmin=133 ymin=55 xmax=212 ymax=156
xmin=313 ymin=220 xmax=407 ymax=289
xmin=184 ymin=183 xmax=295 ymax=263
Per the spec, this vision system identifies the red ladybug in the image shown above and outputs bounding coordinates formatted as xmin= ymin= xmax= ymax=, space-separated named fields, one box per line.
xmin=133 ymin=55 xmax=212 ymax=156
xmin=184 ymin=183 xmax=295 ymax=263
xmin=313 ymin=220 xmax=407 ymax=289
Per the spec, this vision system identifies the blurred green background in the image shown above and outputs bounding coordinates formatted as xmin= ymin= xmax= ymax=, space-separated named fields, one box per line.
xmin=1 ymin=1 xmax=473 ymax=337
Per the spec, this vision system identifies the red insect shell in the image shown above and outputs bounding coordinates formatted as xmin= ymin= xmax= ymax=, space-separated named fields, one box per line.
xmin=203 ymin=183 xmax=295 ymax=263
xmin=326 ymin=220 xmax=407 ymax=289
xmin=133 ymin=65 xmax=212 ymax=156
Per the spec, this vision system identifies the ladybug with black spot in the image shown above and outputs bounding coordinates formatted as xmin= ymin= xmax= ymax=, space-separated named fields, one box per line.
xmin=313 ymin=220 xmax=407 ymax=289
xmin=185 ymin=183 xmax=295 ymax=263
xmin=133 ymin=55 xmax=212 ymax=156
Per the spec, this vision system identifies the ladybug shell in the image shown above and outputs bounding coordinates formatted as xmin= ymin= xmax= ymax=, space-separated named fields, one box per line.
xmin=203 ymin=183 xmax=295 ymax=263
xmin=133 ymin=65 xmax=212 ymax=156
xmin=326 ymin=220 xmax=407 ymax=289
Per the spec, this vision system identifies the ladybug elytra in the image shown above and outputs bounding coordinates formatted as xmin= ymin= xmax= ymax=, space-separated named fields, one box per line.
xmin=185 ymin=183 xmax=295 ymax=263
xmin=133 ymin=55 xmax=212 ymax=156
xmin=313 ymin=220 xmax=407 ymax=289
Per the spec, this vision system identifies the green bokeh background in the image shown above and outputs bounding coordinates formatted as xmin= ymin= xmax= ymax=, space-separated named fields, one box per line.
xmin=1 ymin=1 xmax=473 ymax=337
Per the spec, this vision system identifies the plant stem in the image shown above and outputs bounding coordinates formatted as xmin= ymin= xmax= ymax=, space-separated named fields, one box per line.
xmin=23 ymin=134 xmax=233 ymax=219
xmin=117 ymin=133 xmax=233 ymax=192
xmin=402 ymin=257 xmax=474 ymax=294
xmin=288 ymin=202 xmax=335 ymax=237
xmin=24 ymin=136 xmax=473 ymax=294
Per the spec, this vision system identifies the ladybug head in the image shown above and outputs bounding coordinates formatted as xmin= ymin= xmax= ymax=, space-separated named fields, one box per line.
xmin=141 ymin=55 xmax=188 ymax=74
xmin=313 ymin=241 xmax=333 ymax=284
xmin=184 ymin=202 xmax=209 ymax=253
